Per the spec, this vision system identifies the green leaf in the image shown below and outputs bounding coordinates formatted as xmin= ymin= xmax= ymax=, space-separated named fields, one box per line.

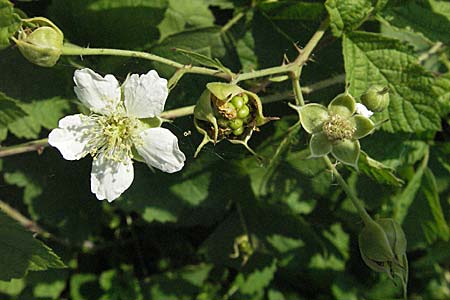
xmin=393 ymin=149 xmax=428 ymax=224
xmin=381 ymin=1 xmax=450 ymax=44
xmin=358 ymin=151 xmax=404 ymax=187
xmin=0 ymin=210 xmax=65 ymax=281
xmin=0 ymin=279 xmax=25 ymax=297
xmin=232 ymin=255 xmax=277 ymax=296
xmin=146 ymin=264 xmax=213 ymax=300
xmin=7 ymin=97 xmax=70 ymax=139
xmin=175 ymin=47 xmax=232 ymax=74
xmin=343 ymin=32 xmax=442 ymax=132
xmin=0 ymin=0 xmax=21 ymax=50
xmin=99 ymin=265 xmax=142 ymax=300
xmin=420 ymin=168 xmax=449 ymax=242
xmin=433 ymin=73 xmax=450 ymax=115
xmin=70 ymin=273 xmax=102 ymax=300
xmin=0 ymin=92 xmax=27 ymax=127
xmin=28 ymin=269 xmax=68 ymax=299
xmin=157 ymin=0 xmax=214 ymax=40
xmin=325 ymin=0 xmax=373 ymax=37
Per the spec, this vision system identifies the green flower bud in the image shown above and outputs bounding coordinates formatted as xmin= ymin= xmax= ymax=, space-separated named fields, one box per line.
xmin=359 ymin=218 xmax=407 ymax=279
xmin=193 ymin=82 xmax=277 ymax=157
xmin=360 ymin=85 xmax=390 ymax=112
xmin=13 ymin=17 xmax=63 ymax=67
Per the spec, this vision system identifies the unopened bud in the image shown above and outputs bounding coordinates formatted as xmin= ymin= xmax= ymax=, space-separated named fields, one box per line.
xmin=359 ymin=218 xmax=407 ymax=279
xmin=14 ymin=17 xmax=63 ymax=67
xmin=360 ymin=85 xmax=390 ymax=112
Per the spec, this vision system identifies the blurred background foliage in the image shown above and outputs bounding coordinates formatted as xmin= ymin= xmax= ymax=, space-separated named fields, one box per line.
xmin=0 ymin=0 xmax=449 ymax=299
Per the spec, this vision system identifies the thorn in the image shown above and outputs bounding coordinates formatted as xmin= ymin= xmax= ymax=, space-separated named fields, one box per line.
xmin=293 ymin=42 xmax=303 ymax=54
xmin=282 ymin=54 xmax=290 ymax=65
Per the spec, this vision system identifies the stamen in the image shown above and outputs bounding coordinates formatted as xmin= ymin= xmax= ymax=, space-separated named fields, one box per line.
xmin=322 ymin=113 xmax=356 ymax=142
xmin=84 ymin=111 xmax=140 ymax=163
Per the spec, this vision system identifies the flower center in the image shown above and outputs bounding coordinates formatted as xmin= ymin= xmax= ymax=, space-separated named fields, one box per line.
xmin=322 ymin=114 xmax=355 ymax=142
xmin=87 ymin=113 xmax=140 ymax=163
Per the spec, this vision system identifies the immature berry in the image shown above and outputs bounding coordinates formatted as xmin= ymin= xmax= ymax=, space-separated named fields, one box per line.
xmin=229 ymin=118 xmax=243 ymax=130
xmin=237 ymin=105 xmax=250 ymax=119
xmin=233 ymin=126 xmax=244 ymax=136
xmin=231 ymin=96 xmax=244 ymax=109
xmin=242 ymin=93 xmax=249 ymax=104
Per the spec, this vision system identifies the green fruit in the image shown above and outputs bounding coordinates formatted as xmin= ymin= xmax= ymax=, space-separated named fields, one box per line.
xmin=242 ymin=93 xmax=249 ymax=104
xmin=231 ymin=96 xmax=244 ymax=109
xmin=229 ymin=118 xmax=243 ymax=130
xmin=237 ymin=105 xmax=250 ymax=119
xmin=233 ymin=126 xmax=244 ymax=136
xmin=360 ymin=85 xmax=389 ymax=112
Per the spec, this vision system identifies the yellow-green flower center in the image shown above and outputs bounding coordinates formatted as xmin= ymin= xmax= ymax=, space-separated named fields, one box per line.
xmin=322 ymin=114 xmax=355 ymax=142
xmin=87 ymin=113 xmax=140 ymax=163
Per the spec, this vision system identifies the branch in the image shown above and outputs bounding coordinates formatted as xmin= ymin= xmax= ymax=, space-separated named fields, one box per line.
xmin=0 ymin=199 xmax=49 ymax=237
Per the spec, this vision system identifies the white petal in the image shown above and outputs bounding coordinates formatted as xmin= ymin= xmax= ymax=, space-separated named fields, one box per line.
xmin=123 ymin=70 xmax=168 ymax=118
xmin=136 ymin=127 xmax=185 ymax=173
xmin=90 ymin=155 xmax=134 ymax=202
xmin=48 ymin=114 xmax=93 ymax=160
xmin=355 ymin=103 xmax=374 ymax=118
xmin=73 ymin=68 xmax=121 ymax=114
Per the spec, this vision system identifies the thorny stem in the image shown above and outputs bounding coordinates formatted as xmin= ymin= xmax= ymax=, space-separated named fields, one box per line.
xmin=290 ymin=71 xmax=305 ymax=106
xmin=61 ymin=17 xmax=330 ymax=84
xmin=0 ymin=200 xmax=48 ymax=236
xmin=61 ymin=45 xmax=232 ymax=80
xmin=322 ymin=155 xmax=373 ymax=225
xmin=0 ymin=138 xmax=48 ymax=158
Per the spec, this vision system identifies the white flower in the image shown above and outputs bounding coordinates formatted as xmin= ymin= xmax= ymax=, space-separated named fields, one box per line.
xmin=48 ymin=68 xmax=186 ymax=202
xmin=355 ymin=103 xmax=374 ymax=118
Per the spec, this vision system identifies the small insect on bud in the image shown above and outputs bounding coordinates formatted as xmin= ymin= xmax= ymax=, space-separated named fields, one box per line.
xmin=13 ymin=17 xmax=64 ymax=67
xmin=360 ymin=85 xmax=390 ymax=112
xmin=193 ymin=82 xmax=277 ymax=157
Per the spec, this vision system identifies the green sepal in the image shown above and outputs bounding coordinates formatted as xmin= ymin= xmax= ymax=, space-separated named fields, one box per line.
xmin=206 ymin=82 xmax=245 ymax=101
xmin=359 ymin=219 xmax=395 ymax=264
xmin=331 ymin=139 xmax=360 ymax=168
xmin=350 ymin=115 xmax=375 ymax=139
xmin=14 ymin=17 xmax=64 ymax=67
xmin=376 ymin=218 xmax=407 ymax=262
xmin=328 ymin=92 xmax=356 ymax=118
xmin=298 ymin=103 xmax=329 ymax=134
xmin=309 ymin=132 xmax=332 ymax=157
xmin=139 ymin=116 xmax=163 ymax=129
xmin=194 ymin=89 xmax=219 ymax=143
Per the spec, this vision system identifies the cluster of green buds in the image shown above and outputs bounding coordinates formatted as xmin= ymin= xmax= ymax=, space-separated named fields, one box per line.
xmin=359 ymin=218 xmax=408 ymax=283
xmin=194 ymin=82 xmax=275 ymax=156
xmin=12 ymin=17 xmax=64 ymax=67
xmin=292 ymin=91 xmax=375 ymax=168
